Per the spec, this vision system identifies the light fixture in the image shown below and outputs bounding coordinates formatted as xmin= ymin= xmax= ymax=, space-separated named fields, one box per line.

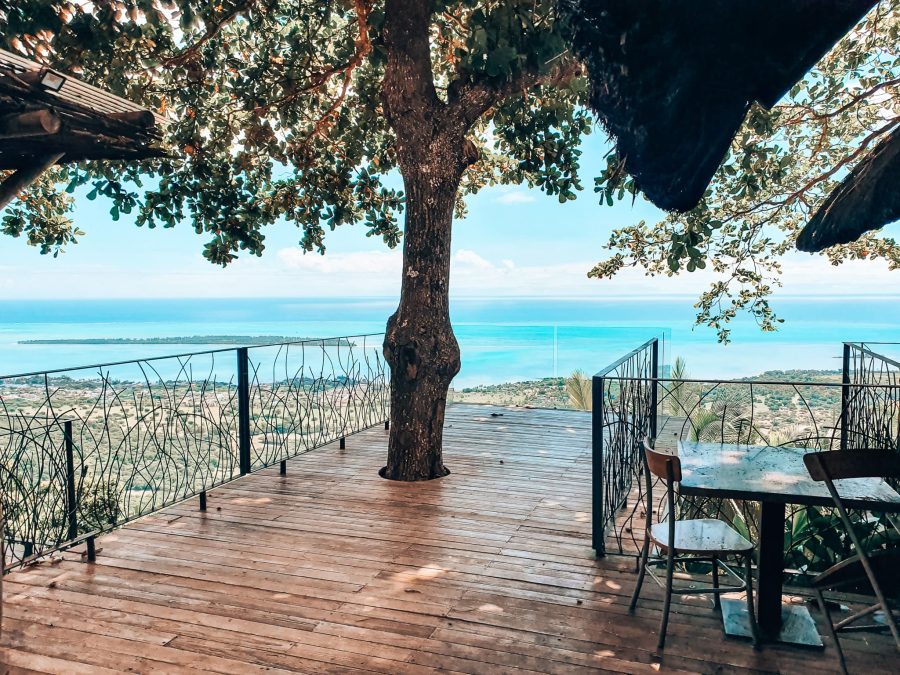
xmin=38 ymin=69 xmax=66 ymax=92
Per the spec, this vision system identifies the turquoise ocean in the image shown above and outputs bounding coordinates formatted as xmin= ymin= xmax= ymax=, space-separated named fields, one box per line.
xmin=0 ymin=297 xmax=897 ymax=387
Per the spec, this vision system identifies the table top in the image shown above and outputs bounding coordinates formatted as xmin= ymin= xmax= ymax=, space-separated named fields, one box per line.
xmin=677 ymin=441 xmax=900 ymax=512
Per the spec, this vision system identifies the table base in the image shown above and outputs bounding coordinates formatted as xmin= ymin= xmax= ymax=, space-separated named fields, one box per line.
xmin=721 ymin=598 xmax=823 ymax=647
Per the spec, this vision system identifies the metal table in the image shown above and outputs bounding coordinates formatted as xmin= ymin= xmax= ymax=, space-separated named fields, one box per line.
xmin=677 ymin=440 xmax=900 ymax=646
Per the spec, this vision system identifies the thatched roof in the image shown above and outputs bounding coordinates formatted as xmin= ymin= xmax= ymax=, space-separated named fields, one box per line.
xmin=0 ymin=48 xmax=164 ymax=169
xmin=566 ymin=1 xmax=877 ymax=212
xmin=797 ymin=128 xmax=900 ymax=251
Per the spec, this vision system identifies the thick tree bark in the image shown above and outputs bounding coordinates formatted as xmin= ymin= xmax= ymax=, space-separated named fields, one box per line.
xmin=380 ymin=164 xmax=462 ymax=480
xmin=378 ymin=0 xmax=475 ymax=480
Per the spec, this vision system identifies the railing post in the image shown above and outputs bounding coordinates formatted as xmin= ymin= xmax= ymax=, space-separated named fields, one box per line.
xmin=63 ymin=420 xmax=78 ymax=542
xmin=650 ymin=339 xmax=659 ymax=441
xmin=840 ymin=342 xmax=850 ymax=450
xmin=592 ymin=374 xmax=605 ymax=557
xmin=237 ymin=347 xmax=252 ymax=475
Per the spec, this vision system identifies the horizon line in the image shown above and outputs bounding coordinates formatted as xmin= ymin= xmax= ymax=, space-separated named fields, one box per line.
xmin=1 ymin=293 xmax=900 ymax=302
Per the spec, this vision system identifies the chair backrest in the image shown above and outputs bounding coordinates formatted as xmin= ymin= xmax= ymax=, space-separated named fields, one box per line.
xmin=804 ymin=448 xmax=900 ymax=646
xmin=804 ymin=449 xmax=900 ymax=482
xmin=640 ymin=439 xmax=680 ymax=544
xmin=642 ymin=438 xmax=682 ymax=483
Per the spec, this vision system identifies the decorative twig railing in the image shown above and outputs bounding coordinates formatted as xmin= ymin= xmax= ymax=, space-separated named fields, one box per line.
xmin=0 ymin=334 xmax=388 ymax=571
xmin=593 ymin=343 xmax=900 ymax=577
xmin=591 ymin=338 xmax=658 ymax=555
xmin=842 ymin=342 xmax=900 ymax=455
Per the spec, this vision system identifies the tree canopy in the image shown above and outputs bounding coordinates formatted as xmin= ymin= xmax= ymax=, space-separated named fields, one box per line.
xmin=0 ymin=1 xmax=588 ymax=261
xmin=1 ymin=1 xmax=898 ymax=342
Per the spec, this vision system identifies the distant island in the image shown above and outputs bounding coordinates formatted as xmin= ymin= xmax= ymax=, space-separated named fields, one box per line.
xmin=19 ymin=335 xmax=353 ymax=346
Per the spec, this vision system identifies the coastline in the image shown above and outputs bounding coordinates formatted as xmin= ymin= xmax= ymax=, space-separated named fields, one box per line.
xmin=450 ymin=368 xmax=844 ymax=410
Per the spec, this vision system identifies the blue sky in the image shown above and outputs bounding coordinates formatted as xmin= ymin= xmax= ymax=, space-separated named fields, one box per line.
xmin=1 ymin=131 xmax=897 ymax=301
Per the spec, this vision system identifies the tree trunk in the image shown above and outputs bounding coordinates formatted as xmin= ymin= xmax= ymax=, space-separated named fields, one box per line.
xmin=378 ymin=0 xmax=487 ymax=480
xmin=380 ymin=163 xmax=462 ymax=480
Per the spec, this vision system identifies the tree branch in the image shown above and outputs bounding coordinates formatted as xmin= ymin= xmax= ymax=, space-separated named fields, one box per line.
xmin=721 ymin=118 xmax=900 ymax=225
xmin=447 ymin=57 xmax=581 ymax=127
xmin=0 ymin=153 xmax=64 ymax=211
xmin=782 ymin=77 xmax=900 ymax=125
xmin=162 ymin=1 xmax=258 ymax=67
xmin=253 ymin=0 xmax=372 ymax=115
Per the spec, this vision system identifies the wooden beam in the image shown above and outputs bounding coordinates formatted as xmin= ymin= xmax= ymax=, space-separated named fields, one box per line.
xmin=107 ymin=110 xmax=155 ymax=128
xmin=11 ymin=69 xmax=42 ymax=86
xmin=0 ymin=109 xmax=61 ymax=138
xmin=0 ymin=152 xmax=64 ymax=210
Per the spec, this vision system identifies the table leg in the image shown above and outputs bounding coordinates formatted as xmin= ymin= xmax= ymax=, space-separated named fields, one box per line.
xmin=720 ymin=501 xmax=823 ymax=646
xmin=757 ymin=501 xmax=786 ymax=636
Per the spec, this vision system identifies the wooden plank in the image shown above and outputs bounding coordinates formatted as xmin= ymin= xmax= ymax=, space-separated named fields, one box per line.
xmin=0 ymin=404 xmax=893 ymax=674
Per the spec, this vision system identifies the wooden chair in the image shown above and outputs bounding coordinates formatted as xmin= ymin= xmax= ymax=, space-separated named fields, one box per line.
xmin=630 ymin=439 xmax=760 ymax=649
xmin=803 ymin=449 xmax=900 ymax=674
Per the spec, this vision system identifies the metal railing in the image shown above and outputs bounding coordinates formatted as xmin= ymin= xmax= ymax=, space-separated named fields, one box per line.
xmin=0 ymin=334 xmax=389 ymax=571
xmin=593 ymin=342 xmax=900 ymax=578
xmin=591 ymin=338 xmax=658 ymax=555
xmin=842 ymin=342 xmax=900 ymax=454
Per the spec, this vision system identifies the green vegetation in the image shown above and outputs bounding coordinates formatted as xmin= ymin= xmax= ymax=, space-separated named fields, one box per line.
xmin=658 ymin=358 xmax=845 ymax=439
xmin=710 ymin=497 xmax=900 ymax=580
xmin=451 ymin=377 xmax=569 ymax=409
xmin=662 ymin=356 xmax=692 ymax=415
xmin=657 ymin=358 xmax=898 ymax=577
xmin=565 ymin=370 xmax=592 ymax=411
xmin=741 ymin=369 xmax=842 ymax=383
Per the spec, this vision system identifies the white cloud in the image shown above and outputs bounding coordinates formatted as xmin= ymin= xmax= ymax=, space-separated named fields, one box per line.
xmin=2 ymin=244 xmax=899 ymax=301
xmin=443 ymin=248 xmax=900 ymax=300
xmin=276 ymin=248 xmax=401 ymax=275
xmin=495 ymin=190 xmax=535 ymax=205
xmin=775 ymin=252 xmax=900 ymax=297
xmin=453 ymin=249 xmax=496 ymax=272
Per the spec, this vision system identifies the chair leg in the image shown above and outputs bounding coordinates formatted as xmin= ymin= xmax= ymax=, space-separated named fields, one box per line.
xmin=860 ymin=564 xmax=900 ymax=651
xmin=743 ymin=554 xmax=761 ymax=649
xmin=877 ymin=590 xmax=900 ymax=653
xmin=658 ymin=547 xmax=675 ymax=649
xmin=629 ymin=533 xmax=650 ymax=612
xmin=815 ymin=587 xmax=847 ymax=675
xmin=711 ymin=554 xmax=720 ymax=610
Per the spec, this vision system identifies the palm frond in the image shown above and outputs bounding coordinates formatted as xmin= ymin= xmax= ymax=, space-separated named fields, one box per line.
xmin=566 ymin=370 xmax=592 ymax=411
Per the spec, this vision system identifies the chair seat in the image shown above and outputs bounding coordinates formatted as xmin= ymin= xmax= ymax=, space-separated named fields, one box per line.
xmin=650 ymin=518 xmax=754 ymax=554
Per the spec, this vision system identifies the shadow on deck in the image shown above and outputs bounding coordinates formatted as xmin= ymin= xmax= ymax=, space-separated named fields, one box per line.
xmin=1 ymin=405 xmax=893 ymax=673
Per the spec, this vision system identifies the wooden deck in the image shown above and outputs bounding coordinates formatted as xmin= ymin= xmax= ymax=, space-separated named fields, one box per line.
xmin=1 ymin=404 xmax=895 ymax=674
